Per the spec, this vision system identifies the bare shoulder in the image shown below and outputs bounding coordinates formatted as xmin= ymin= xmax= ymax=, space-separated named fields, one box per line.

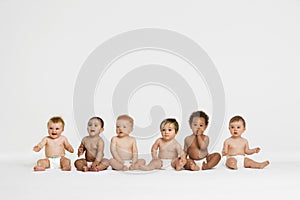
xmin=224 ymin=137 xmax=232 ymax=144
xmin=241 ymin=137 xmax=249 ymax=143
xmin=174 ymin=139 xmax=182 ymax=147
xmin=111 ymin=136 xmax=118 ymax=142
xmin=128 ymin=135 xmax=137 ymax=143
xmin=184 ymin=134 xmax=193 ymax=141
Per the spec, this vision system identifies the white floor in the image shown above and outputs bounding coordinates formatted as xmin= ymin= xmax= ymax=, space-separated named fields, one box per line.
xmin=1 ymin=155 xmax=299 ymax=200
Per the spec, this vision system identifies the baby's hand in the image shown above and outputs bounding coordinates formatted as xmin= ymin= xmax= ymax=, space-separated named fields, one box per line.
xmin=255 ymin=147 xmax=261 ymax=153
xmin=33 ymin=146 xmax=41 ymax=152
xmin=91 ymin=161 xmax=99 ymax=170
xmin=77 ymin=147 xmax=84 ymax=156
xmin=67 ymin=146 xmax=74 ymax=153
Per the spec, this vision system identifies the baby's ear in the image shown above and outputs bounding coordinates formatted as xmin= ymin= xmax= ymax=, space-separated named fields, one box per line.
xmin=100 ymin=128 xmax=104 ymax=132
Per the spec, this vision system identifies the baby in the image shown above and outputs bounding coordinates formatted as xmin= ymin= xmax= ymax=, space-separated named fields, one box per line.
xmin=222 ymin=115 xmax=270 ymax=169
xmin=184 ymin=111 xmax=221 ymax=171
xmin=33 ymin=116 xmax=74 ymax=171
xmin=74 ymin=117 xmax=109 ymax=172
xmin=139 ymin=118 xmax=187 ymax=171
xmin=109 ymin=114 xmax=146 ymax=171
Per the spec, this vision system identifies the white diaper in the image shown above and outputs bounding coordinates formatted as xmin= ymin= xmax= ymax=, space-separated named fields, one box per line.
xmin=194 ymin=158 xmax=206 ymax=169
xmin=87 ymin=162 xmax=93 ymax=168
xmin=123 ymin=160 xmax=131 ymax=167
xmin=225 ymin=155 xmax=245 ymax=168
xmin=48 ymin=156 xmax=61 ymax=169
xmin=161 ymin=159 xmax=173 ymax=170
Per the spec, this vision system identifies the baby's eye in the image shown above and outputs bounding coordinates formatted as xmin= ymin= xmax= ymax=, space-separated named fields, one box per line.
xmin=200 ymin=125 xmax=203 ymax=127
xmin=168 ymin=129 xmax=172 ymax=131
xmin=237 ymin=126 xmax=240 ymax=129
xmin=162 ymin=128 xmax=166 ymax=131
xmin=49 ymin=127 xmax=53 ymax=130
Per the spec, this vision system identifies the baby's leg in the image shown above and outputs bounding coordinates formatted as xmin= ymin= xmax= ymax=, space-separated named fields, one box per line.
xmin=244 ymin=158 xmax=270 ymax=169
xmin=34 ymin=158 xmax=50 ymax=171
xmin=74 ymin=158 xmax=88 ymax=172
xmin=94 ymin=158 xmax=110 ymax=171
xmin=129 ymin=159 xmax=146 ymax=170
xmin=109 ymin=158 xmax=128 ymax=171
xmin=60 ymin=157 xmax=72 ymax=171
xmin=226 ymin=157 xmax=238 ymax=170
xmin=202 ymin=152 xmax=221 ymax=170
xmin=184 ymin=159 xmax=200 ymax=171
xmin=172 ymin=157 xmax=187 ymax=171
xmin=139 ymin=159 xmax=162 ymax=171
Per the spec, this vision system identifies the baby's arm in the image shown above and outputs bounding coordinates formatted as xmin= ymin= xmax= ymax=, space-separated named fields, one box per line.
xmin=77 ymin=141 xmax=86 ymax=157
xmin=151 ymin=139 xmax=160 ymax=159
xmin=177 ymin=144 xmax=187 ymax=162
xmin=131 ymin=139 xmax=138 ymax=164
xmin=110 ymin=137 xmax=123 ymax=163
xmin=183 ymin=137 xmax=188 ymax=155
xmin=94 ymin=139 xmax=105 ymax=163
xmin=63 ymin=137 xmax=74 ymax=153
xmin=196 ymin=134 xmax=209 ymax=150
xmin=33 ymin=137 xmax=47 ymax=152
xmin=222 ymin=140 xmax=229 ymax=156
xmin=244 ymin=140 xmax=260 ymax=155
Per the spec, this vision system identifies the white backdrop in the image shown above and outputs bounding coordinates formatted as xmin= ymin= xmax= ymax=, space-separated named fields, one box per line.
xmin=0 ymin=1 xmax=300 ymax=199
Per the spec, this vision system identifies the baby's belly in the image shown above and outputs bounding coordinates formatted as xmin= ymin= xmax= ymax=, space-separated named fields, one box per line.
xmin=188 ymin=150 xmax=207 ymax=160
xmin=117 ymin=150 xmax=133 ymax=160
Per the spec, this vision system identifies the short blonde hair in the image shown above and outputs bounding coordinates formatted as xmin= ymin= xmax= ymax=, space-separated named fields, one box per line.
xmin=160 ymin=118 xmax=179 ymax=133
xmin=116 ymin=114 xmax=134 ymax=126
xmin=48 ymin=116 xmax=65 ymax=130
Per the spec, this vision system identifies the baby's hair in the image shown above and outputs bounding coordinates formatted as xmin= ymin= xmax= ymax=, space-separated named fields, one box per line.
xmin=229 ymin=115 xmax=246 ymax=128
xmin=89 ymin=116 xmax=104 ymax=128
xmin=48 ymin=116 xmax=65 ymax=129
xmin=160 ymin=118 xmax=179 ymax=133
xmin=189 ymin=111 xmax=209 ymax=126
xmin=117 ymin=114 xmax=134 ymax=126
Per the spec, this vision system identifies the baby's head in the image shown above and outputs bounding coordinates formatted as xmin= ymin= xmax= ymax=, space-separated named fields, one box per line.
xmin=229 ymin=115 xmax=246 ymax=137
xmin=47 ymin=116 xmax=65 ymax=139
xmin=116 ymin=114 xmax=134 ymax=137
xmin=189 ymin=111 xmax=209 ymax=126
xmin=188 ymin=111 xmax=209 ymax=135
xmin=160 ymin=118 xmax=179 ymax=141
xmin=87 ymin=116 xmax=104 ymax=136
xmin=88 ymin=116 xmax=104 ymax=128
xmin=229 ymin=115 xmax=246 ymax=128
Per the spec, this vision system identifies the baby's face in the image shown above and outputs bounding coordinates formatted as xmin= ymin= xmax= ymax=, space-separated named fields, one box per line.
xmin=116 ymin=119 xmax=133 ymax=137
xmin=48 ymin=122 xmax=64 ymax=139
xmin=229 ymin=120 xmax=245 ymax=137
xmin=160 ymin=123 xmax=177 ymax=142
xmin=87 ymin=118 xmax=103 ymax=137
xmin=190 ymin=116 xmax=207 ymax=135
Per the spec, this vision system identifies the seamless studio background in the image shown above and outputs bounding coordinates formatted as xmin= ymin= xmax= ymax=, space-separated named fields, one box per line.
xmin=0 ymin=0 xmax=299 ymax=199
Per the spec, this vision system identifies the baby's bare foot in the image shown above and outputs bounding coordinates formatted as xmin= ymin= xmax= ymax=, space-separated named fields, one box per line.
xmin=61 ymin=165 xmax=71 ymax=171
xmin=82 ymin=166 xmax=88 ymax=172
xmin=187 ymin=159 xmax=200 ymax=171
xmin=175 ymin=160 xmax=186 ymax=171
xmin=122 ymin=165 xmax=129 ymax=171
xmin=202 ymin=162 xmax=208 ymax=170
xmin=95 ymin=163 xmax=108 ymax=171
xmin=33 ymin=166 xmax=45 ymax=171
xmin=259 ymin=161 xmax=270 ymax=169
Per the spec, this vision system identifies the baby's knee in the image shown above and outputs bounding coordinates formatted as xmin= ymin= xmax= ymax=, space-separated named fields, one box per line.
xmin=38 ymin=158 xmax=49 ymax=167
xmin=226 ymin=158 xmax=237 ymax=169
